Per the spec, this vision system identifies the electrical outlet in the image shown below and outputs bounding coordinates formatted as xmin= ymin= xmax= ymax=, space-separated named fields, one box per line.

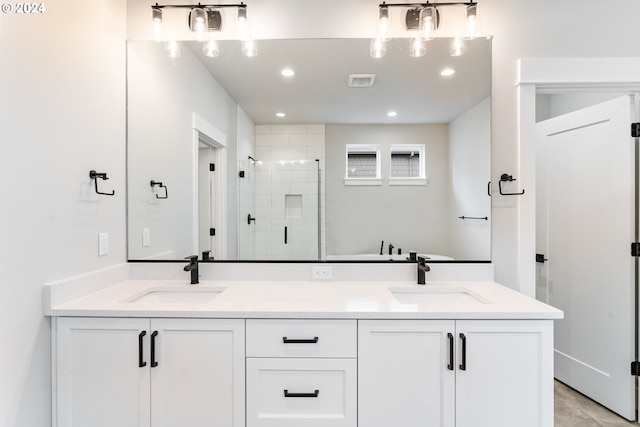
xmin=142 ymin=228 xmax=150 ymax=247
xmin=312 ymin=266 xmax=333 ymax=280
xmin=98 ymin=233 xmax=109 ymax=256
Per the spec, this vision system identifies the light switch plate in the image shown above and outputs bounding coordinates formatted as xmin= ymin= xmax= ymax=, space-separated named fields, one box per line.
xmin=98 ymin=233 xmax=109 ymax=256
xmin=142 ymin=228 xmax=150 ymax=247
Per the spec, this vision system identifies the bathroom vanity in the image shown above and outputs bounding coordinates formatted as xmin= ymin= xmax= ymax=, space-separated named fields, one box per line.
xmin=45 ymin=279 xmax=561 ymax=427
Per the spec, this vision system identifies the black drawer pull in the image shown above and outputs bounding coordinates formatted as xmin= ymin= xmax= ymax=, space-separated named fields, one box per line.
xmin=459 ymin=333 xmax=467 ymax=371
xmin=282 ymin=337 xmax=319 ymax=344
xmin=138 ymin=331 xmax=147 ymax=368
xmin=150 ymin=331 xmax=159 ymax=367
xmin=447 ymin=332 xmax=454 ymax=371
xmin=284 ymin=389 xmax=319 ymax=398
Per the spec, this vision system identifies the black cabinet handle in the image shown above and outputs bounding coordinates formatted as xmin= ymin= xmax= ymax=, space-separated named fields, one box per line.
xmin=150 ymin=331 xmax=158 ymax=367
xmin=138 ymin=331 xmax=147 ymax=368
xmin=459 ymin=333 xmax=467 ymax=371
xmin=284 ymin=226 xmax=288 ymax=244
xmin=447 ymin=332 xmax=454 ymax=371
xmin=284 ymin=389 xmax=319 ymax=398
xmin=282 ymin=337 xmax=319 ymax=344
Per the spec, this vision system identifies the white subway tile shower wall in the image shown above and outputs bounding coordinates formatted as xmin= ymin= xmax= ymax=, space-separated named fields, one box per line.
xmin=255 ymin=125 xmax=326 ymax=259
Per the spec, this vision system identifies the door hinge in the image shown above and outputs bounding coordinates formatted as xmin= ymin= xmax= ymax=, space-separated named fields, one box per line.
xmin=632 ymin=242 xmax=640 ymax=257
xmin=210 ymin=163 xmax=215 ymax=172
xmin=209 ymin=228 xmax=216 ymax=236
xmin=632 ymin=123 xmax=640 ymax=138
xmin=631 ymin=361 xmax=640 ymax=376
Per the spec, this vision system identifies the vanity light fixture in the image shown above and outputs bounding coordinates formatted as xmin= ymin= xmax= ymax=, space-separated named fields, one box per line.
xmin=372 ymin=1 xmax=479 ymax=58
xmin=203 ymin=39 xmax=220 ymax=57
xmin=378 ymin=5 xmax=392 ymax=42
xmin=449 ymin=37 xmax=467 ymax=56
xmin=164 ymin=40 xmax=182 ymax=59
xmin=152 ymin=7 xmax=163 ymax=41
xmin=151 ymin=2 xmax=256 ymax=57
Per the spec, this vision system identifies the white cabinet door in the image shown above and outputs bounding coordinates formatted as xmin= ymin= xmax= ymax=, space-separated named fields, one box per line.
xmin=150 ymin=318 xmax=245 ymax=427
xmin=455 ymin=320 xmax=554 ymax=427
xmin=55 ymin=317 xmax=245 ymax=427
xmin=55 ymin=317 xmax=151 ymax=427
xmin=358 ymin=320 xmax=456 ymax=427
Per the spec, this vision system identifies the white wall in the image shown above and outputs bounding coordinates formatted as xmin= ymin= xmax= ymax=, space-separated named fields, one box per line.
xmin=448 ymin=98 xmax=491 ymax=259
xmin=0 ymin=1 xmax=126 ymax=425
xmin=237 ymin=107 xmax=257 ymax=259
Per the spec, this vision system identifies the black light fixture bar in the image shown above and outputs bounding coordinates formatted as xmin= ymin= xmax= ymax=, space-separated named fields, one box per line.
xmin=379 ymin=1 xmax=476 ymax=7
xmin=152 ymin=2 xmax=246 ymax=10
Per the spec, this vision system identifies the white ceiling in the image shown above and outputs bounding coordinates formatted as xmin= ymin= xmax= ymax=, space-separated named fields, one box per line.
xmin=187 ymin=37 xmax=491 ymax=125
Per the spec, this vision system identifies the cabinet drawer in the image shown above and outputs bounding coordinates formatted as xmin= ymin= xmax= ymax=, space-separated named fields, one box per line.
xmin=246 ymin=358 xmax=357 ymax=427
xmin=246 ymin=319 xmax=356 ymax=358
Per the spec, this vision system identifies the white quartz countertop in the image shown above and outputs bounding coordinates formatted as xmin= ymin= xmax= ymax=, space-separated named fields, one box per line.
xmin=44 ymin=280 xmax=563 ymax=320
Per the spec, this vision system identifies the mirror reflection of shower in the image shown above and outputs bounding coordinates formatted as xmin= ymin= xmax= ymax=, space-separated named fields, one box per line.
xmin=240 ymin=157 xmax=320 ymax=260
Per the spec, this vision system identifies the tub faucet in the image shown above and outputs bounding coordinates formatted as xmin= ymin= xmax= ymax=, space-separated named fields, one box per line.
xmin=388 ymin=243 xmax=394 ymax=255
xmin=184 ymin=255 xmax=199 ymax=284
xmin=417 ymin=256 xmax=430 ymax=285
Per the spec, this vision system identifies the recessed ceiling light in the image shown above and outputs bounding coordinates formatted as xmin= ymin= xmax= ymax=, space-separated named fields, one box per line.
xmin=281 ymin=68 xmax=295 ymax=77
xmin=387 ymin=111 xmax=398 ymax=117
xmin=440 ymin=68 xmax=455 ymax=77
xmin=276 ymin=112 xmax=286 ymax=117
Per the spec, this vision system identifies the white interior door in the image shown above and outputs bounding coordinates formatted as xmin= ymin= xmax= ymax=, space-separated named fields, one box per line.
xmin=536 ymin=95 xmax=636 ymax=420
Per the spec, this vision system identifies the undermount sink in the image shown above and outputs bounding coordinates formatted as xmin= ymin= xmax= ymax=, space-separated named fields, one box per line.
xmin=388 ymin=287 xmax=490 ymax=305
xmin=124 ymin=287 xmax=226 ymax=304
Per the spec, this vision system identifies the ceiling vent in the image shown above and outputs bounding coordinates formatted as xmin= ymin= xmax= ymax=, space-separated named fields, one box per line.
xmin=348 ymin=74 xmax=376 ymax=88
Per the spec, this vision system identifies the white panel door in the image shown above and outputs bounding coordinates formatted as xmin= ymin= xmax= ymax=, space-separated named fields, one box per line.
xmin=358 ymin=320 xmax=455 ymax=427
xmin=536 ymin=95 xmax=636 ymax=419
xmin=149 ymin=318 xmax=245 ymax=427
xmin=56 ymin=317 xmax=151 ymax=427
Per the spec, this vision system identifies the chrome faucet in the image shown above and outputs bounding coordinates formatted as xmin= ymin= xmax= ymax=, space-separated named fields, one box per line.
xmin=184 ymin=255 xmax=199 ymax=284
xmin=417 ymin=256 xmax=430 ymax=285
xmin=388 ymin=243 xmax=394 ymax=255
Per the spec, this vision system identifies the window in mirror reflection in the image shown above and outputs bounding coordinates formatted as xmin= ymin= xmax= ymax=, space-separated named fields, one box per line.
xmin=346 ymin=144 xmax=381 ymax=180
xmin=390 ymin=144 xmax=425 ymax=179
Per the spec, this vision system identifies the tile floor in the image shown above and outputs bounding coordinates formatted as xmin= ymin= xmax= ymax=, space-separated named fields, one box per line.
xmin=555 ymin=380 xmax=638 ymax=426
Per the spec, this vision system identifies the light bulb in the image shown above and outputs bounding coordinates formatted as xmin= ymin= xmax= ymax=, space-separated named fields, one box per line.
xmin=237 ymin=7 xmax=247 ymax=40
xmin=409 ymin=37 xmax=426 ymax=57
xmin=378 ymin=6 xmax=391 ymax=42
xmin=420 ymin=6 xmax=438 ymax=40
xmin=203 ymin=39 xmax=219 ymax=58
xmin=164 ymin=40 xmax=181 ymax=59
xmin=465 ymin=5 xmax=478 ymax=39
xmin=370 ymin=38 xmax=386 ymax=59
xmin=151 ymin=8 xmax=162 ymax=41
xmin=190 ymin=7 xmax=207 ymax=41
xmin=449 ymin=37 xmax=467 ymax=57
xmin=242 ymin=37 xmax=258 ymax=57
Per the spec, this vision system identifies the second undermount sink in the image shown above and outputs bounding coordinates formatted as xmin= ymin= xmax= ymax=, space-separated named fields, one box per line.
xmin=388 ymin=287 xmax=490 ymax=305
xmin=124 ymin=287 xmax=226 ymax=305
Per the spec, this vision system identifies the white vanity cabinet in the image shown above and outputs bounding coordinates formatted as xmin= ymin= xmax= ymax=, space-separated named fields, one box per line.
xmin=54 ymin=317 xmax=245 ymax=427
xmin=358 ymin=319 xmax=554 ymax=427
xmin=245 ymin=319 xmax=357 ymax=427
